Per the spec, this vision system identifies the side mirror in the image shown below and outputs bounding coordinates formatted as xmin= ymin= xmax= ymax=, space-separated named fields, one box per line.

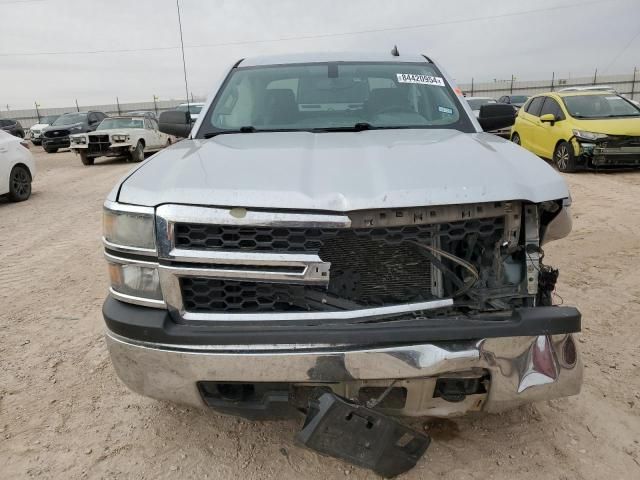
xmin=477 ymin=104 xmax=516 ymax=131
xmin=159 ymin=110 xmax=192 ymax=138
xmin=540 ymin=113 xmax=556 ymax=124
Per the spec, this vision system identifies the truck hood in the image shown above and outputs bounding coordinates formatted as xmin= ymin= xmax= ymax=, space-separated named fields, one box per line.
xmin=571 ymin=117 xmax=640 ymax=136
xmin=117 ymin=129 xmax=569 ymax=211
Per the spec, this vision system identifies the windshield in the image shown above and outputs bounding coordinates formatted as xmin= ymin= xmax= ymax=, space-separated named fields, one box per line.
xmin=200 ymin=62 xmax=473 ymax=135
xmin=40 ymin=115 xmax=59 ymax=124
xmin=52 ymin=113 xmax=87 ymax=126
xmin=177 ymin=104 xmax=203 ymax=114
xmin=510 ymin=95 xmax=529 ymax=103
xmin=97 ymin=118 xmax=144 ymax=130
xmin=563 ymin=94 xmax=640 ymax=118
xmin=467 ymin=98 xmax=496 ymax=110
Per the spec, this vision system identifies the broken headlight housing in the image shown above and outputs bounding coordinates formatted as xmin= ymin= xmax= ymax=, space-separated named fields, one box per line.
xmin=103 ymin=202 xmax=163 ymax=307
xmin=111 ymin=134 xmax=130 ymax=142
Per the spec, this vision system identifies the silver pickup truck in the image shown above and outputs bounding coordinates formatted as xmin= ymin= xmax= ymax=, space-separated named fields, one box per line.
xmin=102 ymin=52 xmax=581 ymax=424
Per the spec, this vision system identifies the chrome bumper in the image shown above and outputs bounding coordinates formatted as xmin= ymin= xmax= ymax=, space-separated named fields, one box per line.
xmin=105 ymin=330 xmax=582 ymax=417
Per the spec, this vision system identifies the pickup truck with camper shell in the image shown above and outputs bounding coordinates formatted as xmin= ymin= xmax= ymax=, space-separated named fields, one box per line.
xmin=101 ymin=51 xmax=581 ymax=474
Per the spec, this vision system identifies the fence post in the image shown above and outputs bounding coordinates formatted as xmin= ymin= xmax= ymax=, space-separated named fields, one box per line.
xmin=593 ymin=68 xmax=598 ymax=85
xmin=550 ymin=72 xmax=555 ymax=92
xmin=75 ymin=99 xmax=80 ymax=112
xmin=470 ymin=77 xmax=474 ymax=96
xmin=153 ymin=95 xmax=159 ymax=115
xmin=510 ymin=75 xmax=514 ymax=94
xmin=116 ymin=97 xmax=121 ymax=115
xmin=631 ymin=67 xmax=637 ymax=100
xmin=34 ymin=102 xmax=41 ymax=123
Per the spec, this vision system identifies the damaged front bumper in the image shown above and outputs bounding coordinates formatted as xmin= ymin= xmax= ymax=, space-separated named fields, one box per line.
xmin=574 ymin=138 xmax=640 ymax=168
xmin=104 ymin=298 xmax=582 ymax=418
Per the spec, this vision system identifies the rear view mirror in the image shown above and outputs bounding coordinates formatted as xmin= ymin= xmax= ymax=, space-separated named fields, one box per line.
xmin=159 ymin=110 xmax=192 ymax=138
xmin=477 ymin=104 xmax=516 ymax=131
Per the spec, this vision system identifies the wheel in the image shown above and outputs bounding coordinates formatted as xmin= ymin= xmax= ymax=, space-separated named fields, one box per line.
xmin=80 ymin=152 xmax=94 ymax=166
xmin=130 ymin=141 xmax=144 ymax=162
xmin=511 ymin=132 xmax=521 ymax=145
xmin=43 ymin=146 xmax=58 ymax=154
xmin=554 ymin=141 xmax=577 ymax=173
xmin=8 ymin=165 xmax=31 ymax=202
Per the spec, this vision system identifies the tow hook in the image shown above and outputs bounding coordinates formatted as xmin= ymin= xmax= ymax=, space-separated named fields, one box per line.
xmin=296 ymin=392 xmax=431 ymax=478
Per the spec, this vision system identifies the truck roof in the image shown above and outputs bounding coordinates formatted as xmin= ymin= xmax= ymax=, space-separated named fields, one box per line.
xmin=240 ymin=51 xmax=430 ymax=67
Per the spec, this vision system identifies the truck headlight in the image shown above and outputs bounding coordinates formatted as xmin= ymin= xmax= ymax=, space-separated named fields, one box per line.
xmin=107 ymin=261 xmax=163 ymax=301
xmin=103 ymin=202 xmax=163 ymax=306
xmin=103 ymin=203 xmax=156 ymax=251
xmin=71 ymin=136 xmax=87 ymax=144
xmin=572 ymin=129 xmax=608 ymax=142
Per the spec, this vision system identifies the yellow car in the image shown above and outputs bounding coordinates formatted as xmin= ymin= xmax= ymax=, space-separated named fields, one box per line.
xmin=510 ymin=90 xmax=640 ymax=172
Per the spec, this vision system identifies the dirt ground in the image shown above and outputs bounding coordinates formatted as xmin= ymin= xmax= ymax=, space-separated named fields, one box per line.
xmin=1 ymin=147 xmax=639 ymax=479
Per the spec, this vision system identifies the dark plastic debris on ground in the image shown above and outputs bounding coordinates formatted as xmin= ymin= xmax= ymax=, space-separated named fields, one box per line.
xmin=296 ymin=392 xmax=431 ymax=478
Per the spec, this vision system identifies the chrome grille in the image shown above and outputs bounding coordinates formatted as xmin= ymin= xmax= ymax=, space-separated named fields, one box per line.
xmin=155 ymin=204 xmax=512 ymax=321
xmin=174 ymin=218 xmax=504 ymax=312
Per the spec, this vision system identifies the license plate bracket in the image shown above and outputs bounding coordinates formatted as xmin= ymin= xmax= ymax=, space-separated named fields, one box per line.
xmin=296 ymin=392 xmax=430 ymax=477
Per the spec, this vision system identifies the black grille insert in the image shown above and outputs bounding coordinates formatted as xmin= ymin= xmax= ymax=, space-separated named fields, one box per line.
xmin=176 ymin=217 xmax=505 ymax=313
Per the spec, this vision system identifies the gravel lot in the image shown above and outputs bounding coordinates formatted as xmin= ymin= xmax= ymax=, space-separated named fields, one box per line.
xmin=1 ymin=147 xmax=639 ymax=479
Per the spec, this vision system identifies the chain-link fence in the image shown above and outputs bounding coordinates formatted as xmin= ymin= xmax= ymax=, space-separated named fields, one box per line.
xmin=2 ymin=69 xmax=638 ymax=129
xmin=0 ymin=97 xmax=207 ymax=129
xmin=458 ymin=69 xmax=639 ymax=100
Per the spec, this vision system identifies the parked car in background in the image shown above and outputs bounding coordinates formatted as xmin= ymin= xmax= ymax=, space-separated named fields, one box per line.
xmin=69 ymin=115 xmax=171 ymax=165
xmin=0 ymin=130 xmax=35 ymax=202
xmin=176 ymin=102 xmax=205 ymax=121
xmin=28 ymin=114 xmax=60 ymax=145
xmin=42 ymin=111 xmax=108 ymax=153
xmin=511 ymin=91 xmax=640 ymax=172
xmin=465 ymin=97 xmax=510 ymax=137
xmin=0 ymin=119 xmax=25 ymax=138
xmin=498 ymin=94 xmax=530 ymax=110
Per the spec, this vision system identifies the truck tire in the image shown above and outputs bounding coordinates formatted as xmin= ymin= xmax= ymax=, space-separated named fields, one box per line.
xmin=80 ymin=152 xmax=94 ymax=166
xmin=44 ymin=146 xmax=58 ymax=154
xmin=130 ymin=141 xmax=145 ymax=163
xmin=554 ymin=141 xmax=577 ymax=173
xmin=8 ymin=165 xmax=31 ymax=202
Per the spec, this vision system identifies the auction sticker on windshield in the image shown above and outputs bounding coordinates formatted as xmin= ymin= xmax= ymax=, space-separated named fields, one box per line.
xmin=396 ymin=73 xmax=445 ymax=86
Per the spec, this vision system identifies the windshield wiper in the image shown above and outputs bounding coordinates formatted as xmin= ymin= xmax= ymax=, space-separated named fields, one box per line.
xmin=203 ymin=126 xmax=257 ymax=138
xmin=311 ymin=122 xmax=375 ymax=132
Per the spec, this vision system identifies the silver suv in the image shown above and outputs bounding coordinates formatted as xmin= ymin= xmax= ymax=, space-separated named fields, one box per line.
xmin=102 ymin=52 xmax=581 ymax=422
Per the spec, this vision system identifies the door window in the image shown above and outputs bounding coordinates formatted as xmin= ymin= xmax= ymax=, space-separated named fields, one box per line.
xmin=525 ymin=97 xmax=545 ymax=116
xmin=539 ymin=97 xmax=565 ymax=120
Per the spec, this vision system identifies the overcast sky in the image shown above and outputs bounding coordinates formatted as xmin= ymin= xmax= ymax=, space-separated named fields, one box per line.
xmin=1 ymin=0 xmax=639 ymax=110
